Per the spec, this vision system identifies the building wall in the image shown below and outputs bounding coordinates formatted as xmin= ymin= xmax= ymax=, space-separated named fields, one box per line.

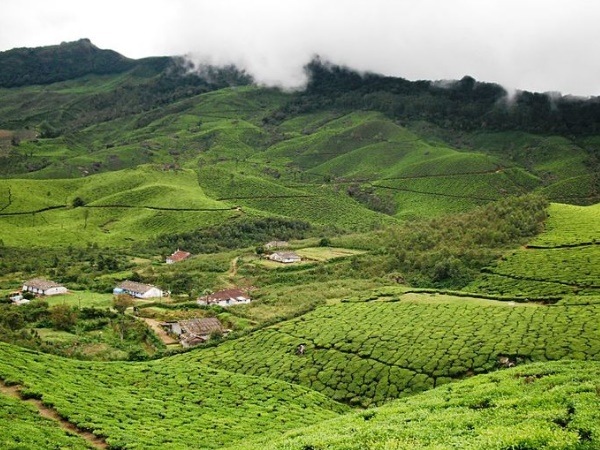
xmin=45 ymin=286 xmax=68 ymax=296
xmin=141 ymin=287 xmax=163 ymax=298
xmin=23 ymin=285 xmax=67 ymax=296
xmin=216 ymin=297 xmax=251 ymax=307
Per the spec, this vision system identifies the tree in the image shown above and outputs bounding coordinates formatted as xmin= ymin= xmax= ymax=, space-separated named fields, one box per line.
xmin=72 ymin=197 xmax=85 ymax=208
xmin=255 ymin=245 xmax=265 ymax=258
xmin=3 ymin=310 xmax=25 ymax=331
xmin=319 ymin=237 xmax=331 ymax=247
xmin=112 ymin=294 xmax=134 ymax=341
xmin=49 ymin=304 xmax=78 ymax=331
xmin=113 ymin=294 xmax=133 ymax=315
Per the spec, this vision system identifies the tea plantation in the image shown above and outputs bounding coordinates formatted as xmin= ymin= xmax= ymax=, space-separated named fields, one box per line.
xmin=193 ymin=296 xmax=600 ymax=406
xmin=468 ymin=203 xmax=600 ymax=297
xmin=0 ymin=342 xmax=348 ymax=449
xmin=243 ymin=360 xmax=600 ymax=450
xmin=0 ymin=389 xmax=94 ymax=449
xmin=2 ymin=40 xmax=600 ymax=449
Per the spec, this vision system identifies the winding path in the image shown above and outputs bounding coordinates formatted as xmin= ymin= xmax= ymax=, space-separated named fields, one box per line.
xmin=140 ymin=317 xmax=178 ymax=345
xmin=0 ymin=380 xmax=108 ymax=449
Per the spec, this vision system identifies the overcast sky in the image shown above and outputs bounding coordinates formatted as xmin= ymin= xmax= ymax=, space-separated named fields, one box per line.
xmin=1 ymin=0 xmax=599 ymax=96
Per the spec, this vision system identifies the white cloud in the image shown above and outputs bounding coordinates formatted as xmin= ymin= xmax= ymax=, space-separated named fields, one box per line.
xmin=1 ymin=0 xmax=599 ymax=95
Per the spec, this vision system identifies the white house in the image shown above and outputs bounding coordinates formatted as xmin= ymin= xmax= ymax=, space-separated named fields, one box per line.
xmin=22 ymin=278 xmax=67 ymax=296
xmin=113 ymin=280 xmax=163 ymax=299
xmin=197 ymin=288 xmax=252 ymax=307
xmin=268 ymin=251 xmax=301 ymax=264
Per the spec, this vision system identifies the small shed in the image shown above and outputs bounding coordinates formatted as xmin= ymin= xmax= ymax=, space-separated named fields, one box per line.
xmin=197 ymin=288 xmax=252 ymax=307
xmin=163 ymin=318 xmax=225 ymax=347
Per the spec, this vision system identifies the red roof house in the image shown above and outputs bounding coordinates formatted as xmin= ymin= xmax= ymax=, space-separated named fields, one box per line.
xmin=166 ymin=249 xmax=191 ymax=264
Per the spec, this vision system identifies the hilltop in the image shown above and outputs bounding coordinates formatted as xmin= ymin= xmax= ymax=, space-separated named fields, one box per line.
xmin=0 ymin=39 xmax=138 ymax=87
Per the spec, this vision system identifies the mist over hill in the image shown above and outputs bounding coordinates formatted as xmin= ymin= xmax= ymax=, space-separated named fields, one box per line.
xmin=1 ymin=39 xmax=600 ymax=449
xmin=2 ymin=39 xmax=600 ymax=137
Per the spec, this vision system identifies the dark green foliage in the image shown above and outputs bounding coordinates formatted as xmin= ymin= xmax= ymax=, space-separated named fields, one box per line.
xmin=0 ymin=38 xmax=135 ymax=88
xmin=0 ymin=245 xmax=131 ymax=292
xmin=385 ymin=194 xmax=549 ymax=288
xmin=345 ymin=183 xmax=396 ymax=214
xmin=71 ymin=196 xmax=85 ymax=208
xmin=49 ymin=304 xmax=78 ymax=331
xmin=0 ymin=301 xmax=159 ymax=360
xmin=150 ymin=217 xmax=313 ymax=254
xmin=275 ymin=58 xmax=600 ymax=135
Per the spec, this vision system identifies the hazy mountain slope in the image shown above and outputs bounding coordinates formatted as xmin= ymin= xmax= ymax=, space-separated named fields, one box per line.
xmin=0 ymin=38 xmax=137 ymax=87
xmin=0 ymin=40 xmax=598 ymax=240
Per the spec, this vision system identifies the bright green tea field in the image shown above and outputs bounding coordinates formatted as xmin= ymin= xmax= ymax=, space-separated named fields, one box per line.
xmin=468 ymin=203 xmax=600 ymax=298
xmin=193 ymin=295 xmax=600 ymax=406
xmin=0 ymin=343 xmax=348 ymax=449
xmin=247 ymin=360 xmax=600 ymax=450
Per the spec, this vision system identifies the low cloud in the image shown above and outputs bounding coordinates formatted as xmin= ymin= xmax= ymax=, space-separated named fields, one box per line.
xmin=1 ymin=0 xmax=600 ymax=96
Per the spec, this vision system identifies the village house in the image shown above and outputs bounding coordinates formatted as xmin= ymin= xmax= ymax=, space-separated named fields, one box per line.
xmin=113 ymin=280 xmax=163 ymax=299
xmin=197 ymin=288 xmax=252 ymax=307
xmin=165 ymin=249 xmax=191 ymax=264
xmin=268 ymin=251 xmax=301 ymax=264
xmin=22 ymin=278 xmax=67 ymax=296
xmin=264 ymin=240 xmax=289 ymax=250
xmin=162 ymin=317 xmax=225 ymax=347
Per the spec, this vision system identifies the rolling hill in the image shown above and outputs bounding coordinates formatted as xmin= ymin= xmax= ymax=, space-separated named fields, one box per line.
xmin=193 ymin=293 xmax=600 ymax=406
xmin=1 ymin=40 xmax=600 ymax=450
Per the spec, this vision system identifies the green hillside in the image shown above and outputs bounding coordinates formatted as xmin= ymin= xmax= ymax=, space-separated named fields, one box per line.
xmin=468 ymin=203 xmax=600 ymax=297
xmin=0 ymin=388 xmax=94 ymax=449
xmin=249 ymin=360 xmax=600 ymax=450
xmin=1 ymin=41 xmax=600 ymax=450
xmin=194 ymin=293 xmax=600 ymax=406
xmin=0 ymin=342 xmax=348 ymax=449
xmin=0 ymin=165 xmax=237 ymax=247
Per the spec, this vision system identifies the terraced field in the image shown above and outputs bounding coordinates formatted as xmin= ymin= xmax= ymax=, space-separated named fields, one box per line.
xmin=197 ymin=165 xmax=393 ymax=230
xmin=0 ymin=342 xmax=348 ymax=450
xmin=0 ymin=165 xmax=238 ymax=246
xmin=468 ymin=203 xmax=600 ymax=297
xmin=247 ymin=360 xmax=600 ymax=450
xmin=193 ymin=294 xmax=600 ymax=406
xmin=0 ymin=387 xmax=94 ymax=449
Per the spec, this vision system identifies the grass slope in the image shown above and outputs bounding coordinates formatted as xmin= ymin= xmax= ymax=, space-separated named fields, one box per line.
xmin=194 ymin=294 xmax=600 ymax=406
xmin=0 ymin=342 xmax=348 ymax=450
xmin=197 ymin=165 xmax=393 ymax=230
xmin=247 ymin=360 xmax=600 ymax=450
xmin=0 ymin=165 xmax=237 ymax=247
